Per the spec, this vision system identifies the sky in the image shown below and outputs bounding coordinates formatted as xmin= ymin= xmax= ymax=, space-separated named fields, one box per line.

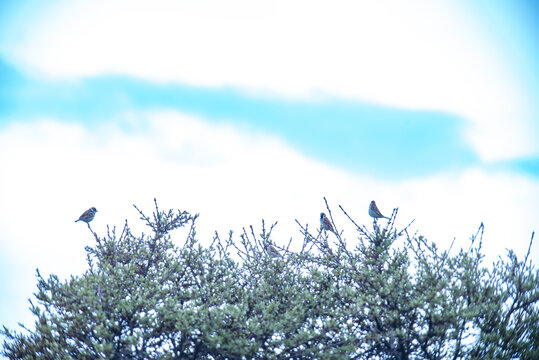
xmin=1 ymin=0 xmax=538 ymax=340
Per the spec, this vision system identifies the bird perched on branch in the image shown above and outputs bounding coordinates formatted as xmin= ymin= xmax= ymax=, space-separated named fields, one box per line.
xmin=75 ymin=207 xmax=97 ymax=224
xmin=266 ymin=244 xmax=282 ymax=257
xmin=320 ymin=212 xmax=336 ymax=234
xmin=368 ymin=201 xmax=389 ymax=220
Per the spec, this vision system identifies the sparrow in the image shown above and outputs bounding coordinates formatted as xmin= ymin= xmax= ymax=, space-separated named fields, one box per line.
xmin=75 ymin=207 xmax=97 ymax=223
xmin=368 ymin=201 xmax=388 ymax=219
xmin=320 ymin=212 xmax=336 ymax=234
xmin=266 ymin=244 xmax=282 ymax=257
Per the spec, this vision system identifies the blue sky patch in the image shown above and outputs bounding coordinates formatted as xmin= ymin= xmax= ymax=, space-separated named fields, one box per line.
xmin=0 ymin=57 xmax=478 ymax=178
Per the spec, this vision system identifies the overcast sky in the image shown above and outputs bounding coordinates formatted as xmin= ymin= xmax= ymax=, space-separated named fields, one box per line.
xmin=1 ymin=0 xmax=538 ymax=336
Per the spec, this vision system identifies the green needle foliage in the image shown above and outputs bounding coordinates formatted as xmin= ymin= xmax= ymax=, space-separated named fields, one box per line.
xmin=2 ymin=200 xmax=538 ymax=359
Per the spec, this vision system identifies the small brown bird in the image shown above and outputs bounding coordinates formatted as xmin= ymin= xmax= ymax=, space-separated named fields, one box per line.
xmin=266 ymin=244 xmax=282 ymax=257
xmin=368 ymin=201 xmax=388 ymax=219
xmin=75 ymin=207 xmax=97 ymax=223
xmin=320 ymin=212 xmax=336 ymax=234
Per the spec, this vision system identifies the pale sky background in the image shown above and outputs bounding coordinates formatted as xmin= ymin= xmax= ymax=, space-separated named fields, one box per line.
xmin=1 ymin=0 xmax=538 ymax=340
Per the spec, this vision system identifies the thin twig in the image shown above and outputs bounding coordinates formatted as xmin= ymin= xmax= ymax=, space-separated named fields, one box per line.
xmin=523 ymin=231 xmax=535 ymax=267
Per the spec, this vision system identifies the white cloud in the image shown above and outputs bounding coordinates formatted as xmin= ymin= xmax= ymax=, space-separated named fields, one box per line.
xmin=2 ymin=0 xmax=537 ymax=161
xmin=0 ymin=112 xmax=537 ymax=331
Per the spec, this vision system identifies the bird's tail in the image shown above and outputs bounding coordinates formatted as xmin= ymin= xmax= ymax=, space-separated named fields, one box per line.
xmin=75 ymin=219 xmax=79 ymax=222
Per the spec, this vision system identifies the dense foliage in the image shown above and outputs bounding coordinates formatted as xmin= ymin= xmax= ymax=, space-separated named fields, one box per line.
xmin=2 ymin=200 xmax=538 ymax=359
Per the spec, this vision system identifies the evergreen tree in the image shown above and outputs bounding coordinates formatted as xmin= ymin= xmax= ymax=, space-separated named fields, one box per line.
xmin=2 ymin=200 xmax=538 ymax=359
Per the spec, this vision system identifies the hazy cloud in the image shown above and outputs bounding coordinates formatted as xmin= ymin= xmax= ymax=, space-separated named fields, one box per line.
xmin=1 ymin=0 xmax=537 ymax=161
